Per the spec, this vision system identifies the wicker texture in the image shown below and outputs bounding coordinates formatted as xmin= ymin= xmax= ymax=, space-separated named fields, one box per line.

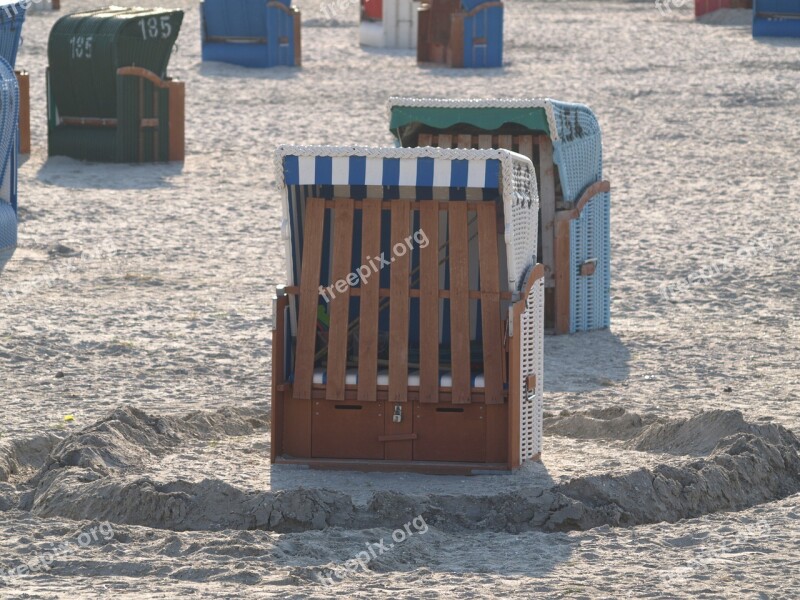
xmin=518 ymin=274 xmax=544 ymax=461
xmin=550 ymin=100 xmax=610 ymax=332
xmin=0 ymin=2 xmax=25 ymax=67
xmin=0 ymin=54 xmax=18 ymax=273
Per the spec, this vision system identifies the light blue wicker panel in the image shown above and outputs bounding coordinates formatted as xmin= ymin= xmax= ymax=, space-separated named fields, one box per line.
xmin=549 ymin=100 xmax=610 ymax=332
xmin=0 ymin=201 xmax=16 ymax=272
xmin=569 ymin=191 xmax=610 ymax=333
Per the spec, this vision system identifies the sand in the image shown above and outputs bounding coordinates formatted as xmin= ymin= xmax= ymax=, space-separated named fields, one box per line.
xmin=0 ymin=0 xmax=799 ymax=597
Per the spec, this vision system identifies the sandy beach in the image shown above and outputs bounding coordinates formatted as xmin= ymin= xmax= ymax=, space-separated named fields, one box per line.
xmin=0 ymin=1 xmax=798 ymax=597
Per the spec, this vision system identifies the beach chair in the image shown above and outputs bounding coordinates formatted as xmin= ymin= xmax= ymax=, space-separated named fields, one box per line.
xmin=271 ymin=145 xmax=544 ymax=473
xmin=753 ymin=0 xmax=800 ymax=37
xmin=46 ymin=7 xmax=185 ymax=163
xmin=0 ymin=57 xmax=18 ymax=274
xmin=417 ymin=0 xmax=503 ymax=68
xmin=695 ymin=0 xmax=752 ymax=18
xmin=389 ymin=98 xmax=611 ymax=334
xmin=201 ymin=0 xmax=301 ymax=67
xmin=0 ymin=2 xmax=29 ymax=154
xmin=359 ymin=0 xmax=418 ymax=49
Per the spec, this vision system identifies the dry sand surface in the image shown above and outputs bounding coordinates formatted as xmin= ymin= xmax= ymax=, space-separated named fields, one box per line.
xmin=1 ymin=0 xmax=799 ymax=598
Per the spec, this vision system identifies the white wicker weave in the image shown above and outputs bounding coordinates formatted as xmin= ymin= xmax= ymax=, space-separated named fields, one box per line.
xmin=518 ymin=275 xmax=545 ymax=462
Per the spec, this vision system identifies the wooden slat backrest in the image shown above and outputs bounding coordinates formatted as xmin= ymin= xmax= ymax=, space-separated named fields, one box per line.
xmin=293 ymin=197 xmax=326 ymax=400
xmin=325 ymin=199 xmax=354 ymax=401
xmin=476 ymin=202 xmax=504 ymax=404
xmin=292 ymin=196 xmax=508 ymax=406
xmin=419 ymin=200 xmax=440 ymax=403
xmin=389 ymin=200 xmax=411 ymax=403
xmin=448 ymin=201 xmax=471 ymax=403
xmin=357 ymin=198 xmax=381 ymax=401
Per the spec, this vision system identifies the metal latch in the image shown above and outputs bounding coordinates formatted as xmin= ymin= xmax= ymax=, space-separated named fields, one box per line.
xmin=393 ymin=405 xmax=403 ymax=423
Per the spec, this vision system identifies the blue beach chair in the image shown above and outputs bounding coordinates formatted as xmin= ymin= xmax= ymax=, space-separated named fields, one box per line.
xmin=417 ymin=0 xmax=503 ymax=68
xmin=201 ymin=0 xmax=301 ymax=67
xmin=0 ymin=56 xmax=19 ymax=273
xmin=753 ymin=0 xmax=800 ymax=37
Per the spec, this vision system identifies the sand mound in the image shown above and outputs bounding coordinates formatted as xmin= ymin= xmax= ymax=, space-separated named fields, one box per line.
xmin=544 ymin=407 xmax=651 ymax=440
xmin=545 ymin=408 xmax=791 ymax=457
xmin=626 ymin=409 xmax=795 ymax=455
xmin=5 ymin=406 xmax=798 ymax=535
xmin=0 ymin=433 xmax=62 ymax=482
xmin=28 ymin=406 xmax=267 ymax=485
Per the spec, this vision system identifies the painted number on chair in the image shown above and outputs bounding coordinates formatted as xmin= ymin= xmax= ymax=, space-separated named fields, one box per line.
xmin=137 ymin=16 xmax=172 ymax=40
xmin=68 ymin=35 xmax=93 ymax=59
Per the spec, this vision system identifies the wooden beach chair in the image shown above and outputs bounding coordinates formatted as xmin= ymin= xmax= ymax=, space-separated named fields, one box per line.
xmin=388 ymin=97 xmax=611 ymax=334
xmin=417 ymin=0 xmax=503 ymax=68
xmin=271 ymin=146 xmax=544 ymax=473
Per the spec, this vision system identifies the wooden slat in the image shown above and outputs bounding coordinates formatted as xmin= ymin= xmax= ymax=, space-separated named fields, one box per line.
xmin=418 ymin=133 xmax=434 ymax=147
xmin=516 ymin=135 xmax=534 ymax=162
xmin=285 ymin=285 xmax=513 ymax=301
xmin=448 ymin=202 xmax=471 ymax=403
xmin=539 ymin=139 xmax=556 ymax=287
xmin=438 ymin=134 xmax=453 ymax=149
xmin=498 ymin=134 xmax=513 ymax=151
xmin=554 ymin=219 xmax=571 ymax=335
xmin=325 ymin=199 xmax=354 ymax=401
xmin=357 ymin=199 xmax=382 ymax=401
xmin=477 ymin=134 xmax=493 ymax=150
xmin=476 ymin=203 xmax=504 ymax=404
xmin=419 ymin=201 xmax=440 ymax=403
xmin=457 ymin=134 xmax=472 ymax=149
xmin=167 ymin=80 xmax=185 ymax=162
xmin=389 ymin=201 xmax=411 ymax=403
xmin=293 ymin=198 xmax=326 ymax=400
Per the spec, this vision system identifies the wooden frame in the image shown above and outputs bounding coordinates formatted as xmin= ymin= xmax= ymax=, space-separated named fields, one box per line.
xmin=417 ymin=131 xmax=610 ymax=334
xmin=417 ymin=0 xmax=502 ymax=67
xmin=271 ymin=193 xmax=545 ymax=473
xmin=14 ymin=71 xmax=29 ymax=155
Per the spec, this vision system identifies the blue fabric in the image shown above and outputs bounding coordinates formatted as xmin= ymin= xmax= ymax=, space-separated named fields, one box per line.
xmin=0 ymin=2 xmax=25 ymax=68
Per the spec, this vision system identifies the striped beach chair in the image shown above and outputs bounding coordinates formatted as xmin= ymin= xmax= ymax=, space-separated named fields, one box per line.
xmin=0 ymin=2 xmax=29 ymax=153
xmin=201 ymin=0 xmax=301 ymax=67
xmin=0 ymin=57 xmax=19 ymax=273
xmin=389 ymin=97 xmax=611 ymax=334
xmin=417 ymin=0 xmax=503 ymax=68
xmin=271 ymin=145 xmax=544 ymax=473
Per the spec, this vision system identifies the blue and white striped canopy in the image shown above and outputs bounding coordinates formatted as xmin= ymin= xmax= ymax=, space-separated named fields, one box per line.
xmin=282 ymin=154 xmax=501 ymax=189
